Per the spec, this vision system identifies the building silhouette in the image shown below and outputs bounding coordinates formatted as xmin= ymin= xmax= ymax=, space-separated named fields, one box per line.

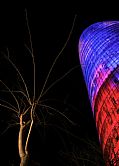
xmin=79 ymin=21 xmax=119 ymax=165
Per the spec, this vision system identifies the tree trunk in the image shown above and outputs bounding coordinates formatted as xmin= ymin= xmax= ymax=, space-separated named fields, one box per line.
xmin=18 ymin=115 xmax=30 ymax=166
xmin=20 ymin=154 xmax=29 ymax=166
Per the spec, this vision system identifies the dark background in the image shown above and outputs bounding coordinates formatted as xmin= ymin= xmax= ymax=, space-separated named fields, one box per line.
xmin=0 ymin=6 xmax=118 ymax=166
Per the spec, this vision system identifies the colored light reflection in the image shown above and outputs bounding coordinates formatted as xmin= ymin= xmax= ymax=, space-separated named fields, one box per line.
xmin=95 ymin=67 xmax=119 ymax=165
xmin=79 ymin=21 xmax=119 ymax=112
xmin=79 ymin=21 xmax=119 ymax=165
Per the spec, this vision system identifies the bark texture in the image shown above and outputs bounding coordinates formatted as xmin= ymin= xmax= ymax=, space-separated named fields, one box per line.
xmin=18 ymin=115 xmax=30 ymax=166
xmin=20 ymin=154 xmax=29 ymax=166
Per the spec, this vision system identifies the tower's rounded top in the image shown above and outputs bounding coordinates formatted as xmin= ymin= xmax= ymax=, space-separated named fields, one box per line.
xmin=78 ymin=21 xmax=119 ymax=113
xmin=79 ymin=21 xmax=119 ymax=41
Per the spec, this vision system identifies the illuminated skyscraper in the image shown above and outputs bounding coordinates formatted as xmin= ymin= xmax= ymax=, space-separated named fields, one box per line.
xmin=78 ymin=21 xmax=119 ymax=165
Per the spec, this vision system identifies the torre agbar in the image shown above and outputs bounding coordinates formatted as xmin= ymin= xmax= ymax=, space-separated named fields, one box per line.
xmin=78 ymin=21 xmax=119 ymax=165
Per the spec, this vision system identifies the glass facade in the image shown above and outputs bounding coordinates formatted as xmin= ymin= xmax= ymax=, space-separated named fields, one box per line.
xmin=95 ymin=66 xmax=119 ymax=165
xmin=79 ymin=21 xmax=119 ymax=165
xmin=79 ymin=21 xmax=119 ymax=112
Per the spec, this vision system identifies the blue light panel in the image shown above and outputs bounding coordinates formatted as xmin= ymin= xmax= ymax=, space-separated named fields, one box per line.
xmin=78 ymin=21 xmax=119 ymax=112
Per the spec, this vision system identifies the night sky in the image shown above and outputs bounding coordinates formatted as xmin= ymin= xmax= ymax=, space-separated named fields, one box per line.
xmin=0 ymin=6 xmax=118 ymax=166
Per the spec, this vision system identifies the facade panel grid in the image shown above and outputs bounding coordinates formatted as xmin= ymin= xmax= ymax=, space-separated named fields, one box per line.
xmin=79 ymin=21 xmax=119 ymax=165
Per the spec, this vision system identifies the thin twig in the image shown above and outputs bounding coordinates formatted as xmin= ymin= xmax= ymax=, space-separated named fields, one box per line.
xmin=0 ymin=80 xmax=20 ymax=112
xmin=25 ymin=9 xmax=36 ymax=101
xmin=40 ymin=65 xmax=79 ymax=99
xmin=1 ymin=90 xmax=30 ymax=103
xmin=0 ymin=98 xmax=17 ymax=111
xmin=37 ymin=14 xmax=77 ymax=103
xmin=40 ymin=104 xmax=75 ymax=125
xmin=0 ymin=103 xmax=18 ymax=113
xmin=22 ymin=106 xmax=31 ymax=116
xmin=0 ymin=122 xmax=19 ymax=136
xmin=4 ymin=49 xmax=31 ymax=104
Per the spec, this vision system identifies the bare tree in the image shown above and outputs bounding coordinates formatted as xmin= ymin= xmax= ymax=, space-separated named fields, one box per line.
xmin=0 ymin=10 xmax=77 ymax=166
